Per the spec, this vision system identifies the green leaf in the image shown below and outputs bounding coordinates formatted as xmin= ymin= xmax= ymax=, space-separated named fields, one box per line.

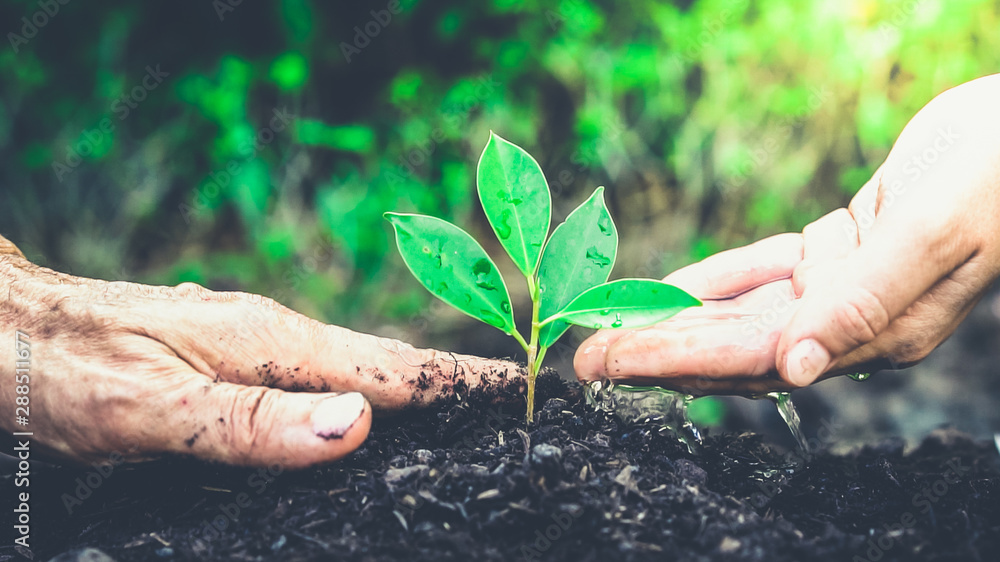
xmin=543 ymin=279 xmax=701 ymax=330
xmin=476 ymin=132 xmax=551 ymax=276
xmin=537 ymin=186 xmax=618 ymax=348
xmin=385 ymin=213 xmax=516 ymax=333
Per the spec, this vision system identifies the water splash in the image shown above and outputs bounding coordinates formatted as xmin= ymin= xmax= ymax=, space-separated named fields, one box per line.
xmin=762 ymin=392 xmax=810 ymax=455
xmin=584 ymin=382 xmax=814 ymax=458
xmin=586 ymin=381 xmax=702 ymax=452
xmin=585 ymin=383 xmax=813 ymax=458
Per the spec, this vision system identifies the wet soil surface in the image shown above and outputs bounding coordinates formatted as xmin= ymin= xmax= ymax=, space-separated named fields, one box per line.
xmin=5 ymin=374 xmax=1000 ymax=562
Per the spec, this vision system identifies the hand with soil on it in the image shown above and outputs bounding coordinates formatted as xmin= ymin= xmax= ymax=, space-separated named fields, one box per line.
xmin=0 ymin=240 xmax=523 ymax=469
xmin=575 ymin=73 xmax=1000 ymax=395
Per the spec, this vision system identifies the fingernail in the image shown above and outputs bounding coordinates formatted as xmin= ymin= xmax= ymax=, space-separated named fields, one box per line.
xmin=785 ymin=339 xmax=830 ymax=387
xmin=311 ymin=393 xmax=366 ymax=439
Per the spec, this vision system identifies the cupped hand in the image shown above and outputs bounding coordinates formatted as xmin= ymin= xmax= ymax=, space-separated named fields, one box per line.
xmin=575 ymin=73 xmax=1000 ymax=394
xmin=0 ymin=248 xmax=521 ymax=469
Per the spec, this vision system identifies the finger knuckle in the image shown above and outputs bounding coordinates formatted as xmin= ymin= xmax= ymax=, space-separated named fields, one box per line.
xmin=233 ymin=291 xmax=290 ymax=312
xmin=890 ymin=336 xmax=935 ymax=367
xmin=831 ymin=289 xmax=890 ymax=347
xmin=175 ymin=282 xmax=214 ymax=299
xmin=223 ymin=386 xmax=282 ymax=461
xmin=801 ymin=219 xmax=822 ymax=240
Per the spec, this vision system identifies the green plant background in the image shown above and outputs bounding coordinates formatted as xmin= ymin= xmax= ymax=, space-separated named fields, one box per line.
xmin=2 ymin=0 xmax=999 ymax=434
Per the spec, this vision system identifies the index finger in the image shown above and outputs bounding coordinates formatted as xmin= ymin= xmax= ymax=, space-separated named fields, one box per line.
xmin=136 ymin=286 xmax=526 ymax=412
xmin=663 ymin=232 xmax=803 ymax=299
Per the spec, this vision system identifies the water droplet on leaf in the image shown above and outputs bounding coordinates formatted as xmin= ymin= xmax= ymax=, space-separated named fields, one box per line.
xmin=501 ymin=301 xmax=511 ymax=314
xmin=479 ymin=309 xmax=506 ymax=329
xmin=422 ymin=244 xmax=443 ymax=268
xmin=495 ymin=209 xmax=513 ymax=240
xmin=611 ymin=313 xmax=623 ymax=328
xmin=497 ymin=190 xmax=523 ymax=206
xmin=472 ymin=259 xmax=492 ymax=275
xmin=472 ymin=258 xmax=497 ymax=291
xmin=586 ymin=246 xmax=611 ymax=268
xmin=597 ymin=214 xmax=613 ymax=236
xmin=847 ymin=372 xmax=871 ymax=382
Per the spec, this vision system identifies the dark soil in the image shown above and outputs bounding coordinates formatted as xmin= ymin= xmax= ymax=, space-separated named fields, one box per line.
xmin=4 ymin=374 xmax=1000 ymax=562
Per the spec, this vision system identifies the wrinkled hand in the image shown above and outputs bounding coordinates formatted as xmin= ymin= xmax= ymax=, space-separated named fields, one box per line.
xmin=575 ymin=73 xmax=1000 ymax=393
xmin=0 ymin=247 xmax=520 ymax=468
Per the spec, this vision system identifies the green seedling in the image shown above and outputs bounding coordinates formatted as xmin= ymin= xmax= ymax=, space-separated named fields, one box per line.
xmin=385 ymin=132 xmax=701 ymax=423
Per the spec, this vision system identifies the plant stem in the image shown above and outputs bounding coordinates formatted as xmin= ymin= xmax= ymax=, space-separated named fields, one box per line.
xmin=533 ymin=345 xmax=548 ymax=374
xmin=510 ymin=329 xmax=529 ymax=352
xmin=525 ymin=275 xmax=541 ymax=424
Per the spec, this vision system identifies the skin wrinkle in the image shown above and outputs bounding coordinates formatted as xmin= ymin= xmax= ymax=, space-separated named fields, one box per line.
xmin=0 ymin=232 xmax=525 ymax=467
xmin=240 ymin=387 xmax=269 ymax=460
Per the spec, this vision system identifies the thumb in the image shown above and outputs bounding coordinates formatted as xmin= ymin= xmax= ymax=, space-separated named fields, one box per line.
xmin=162 ymin=379 xmax=372 ymax=469
xmin=777 ymin=201 xmax=970 ymax=388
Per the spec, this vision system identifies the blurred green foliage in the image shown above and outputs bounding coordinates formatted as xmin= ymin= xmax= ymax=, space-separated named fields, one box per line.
xmin=1 ymin=0 xmax=998 ymax=355
xmin=687 ymin=396 xmax=726 ymax=427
